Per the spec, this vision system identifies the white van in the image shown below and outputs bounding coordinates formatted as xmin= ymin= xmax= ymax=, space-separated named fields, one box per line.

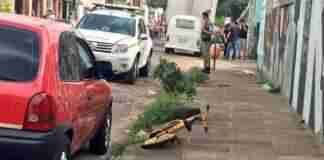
xmin=165 ymin=15 xmax=202 ymax=56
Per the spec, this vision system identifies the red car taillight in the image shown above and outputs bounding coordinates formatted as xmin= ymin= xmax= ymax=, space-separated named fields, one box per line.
xmin=23 ymin=93 xmax=55 ymax=132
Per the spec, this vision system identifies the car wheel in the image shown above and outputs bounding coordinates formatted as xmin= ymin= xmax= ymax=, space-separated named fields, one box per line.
xmin=89 ymin=106 xmax=112 ymax=156
xmin=126 ymin=57 xmax=139 ymax=84
xmin=140 ymin=53 xmax=152 ymax=77
xmin=194 ymin=52 xmax=202 ymax=57
xmin=165 ymin=48 xmax=174 ymax=54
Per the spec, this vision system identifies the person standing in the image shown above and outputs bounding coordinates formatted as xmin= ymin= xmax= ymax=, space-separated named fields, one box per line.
xmin=201 ymin=11 xmax=214 ymax=74
xmin=226 ymin=18 xmax=241 ymax=60
xmin=239 ymin=18 xmax=248 ymax=60
xmin=223 ymin=23 xmax=231 ymax=59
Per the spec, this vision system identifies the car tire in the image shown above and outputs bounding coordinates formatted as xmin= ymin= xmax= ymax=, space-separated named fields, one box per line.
xmin=194 ymin=52 xmax=202 ymax=57
xmin=165 ymin=48 xmax=174 ymax=54
xmin=126 ymin=57 xmax=139 ymax=84
xmin=140 ymin=52 xmax=152 ymax=77
xmin=55 ymin=142 xmax=72 ymax=160
xmin=89 ymin=106 xmax=112 ymax=156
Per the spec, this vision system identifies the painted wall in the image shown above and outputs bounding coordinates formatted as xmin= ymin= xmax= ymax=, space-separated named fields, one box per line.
xmin=256 ymin=0 xmax=266 ymax=69
xmin=0 ymin=0 xmax=15 ymax=13
xmin=302 ymin=0 xmax=323 ymax=133
xmin=255 ymin=0 xmax=324 ymax=138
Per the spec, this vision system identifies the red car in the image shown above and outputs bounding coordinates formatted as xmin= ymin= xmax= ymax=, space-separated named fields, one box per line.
xmin=0 ymin=14 xmax=113 ymax=160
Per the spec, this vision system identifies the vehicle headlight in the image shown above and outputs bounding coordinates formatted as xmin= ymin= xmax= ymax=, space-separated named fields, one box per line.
xmin=112 ymin=44 xmax=129 ymax=54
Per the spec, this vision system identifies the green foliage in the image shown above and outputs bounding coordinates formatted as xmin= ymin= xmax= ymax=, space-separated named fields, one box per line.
xmin=147 ymin=0 xmax=168 ymax=8
xmin=216 ymin=0 xmax=249 ymax=19
xmin=215 ymin=16 xmax=225 ymax=26
xmin=153 ymin=59 xmax=197 ymax=99
xmin=187 ymin=67 xmax=209 ymax=84
xmin=128 ymin=92 xmax=181 ymax=143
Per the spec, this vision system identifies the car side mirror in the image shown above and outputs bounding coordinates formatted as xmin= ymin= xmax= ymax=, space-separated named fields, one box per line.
xmin=94 ymin=62 xmax=113 ymax=80
xmin=139 ymin=33 xmax=148 ymax=40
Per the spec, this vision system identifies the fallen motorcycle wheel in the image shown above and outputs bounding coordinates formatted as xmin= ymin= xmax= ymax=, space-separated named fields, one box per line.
xmin=141 ymin=133 xmax=178 ymax=149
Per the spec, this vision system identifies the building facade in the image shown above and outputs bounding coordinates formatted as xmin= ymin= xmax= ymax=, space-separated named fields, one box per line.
xmin=0 ymin=0 xmax=15 ymax=13
xmin=250 ymin=0 xmax=324 ymax=141
xmin=0 ymin=0 xmax=78 ymax=23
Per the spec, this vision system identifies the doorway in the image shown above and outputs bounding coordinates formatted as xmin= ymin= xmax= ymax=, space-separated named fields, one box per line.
xmin=15 ymin=0 xmax=23 ymax=14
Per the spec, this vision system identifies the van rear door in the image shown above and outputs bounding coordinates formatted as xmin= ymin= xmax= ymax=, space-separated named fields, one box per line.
xmin=173 ymin=18 xmax=200 ymax=51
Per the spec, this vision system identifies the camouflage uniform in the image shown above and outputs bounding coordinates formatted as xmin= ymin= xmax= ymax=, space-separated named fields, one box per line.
xmin=201 ymin=41 xmax=211 ymax=69
xmin=201 ymin=21 xmax=213 ymax=70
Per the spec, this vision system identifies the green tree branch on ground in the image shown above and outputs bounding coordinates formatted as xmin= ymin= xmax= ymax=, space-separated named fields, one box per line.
xmin=112 ymin=60 xmax=210 ymax=159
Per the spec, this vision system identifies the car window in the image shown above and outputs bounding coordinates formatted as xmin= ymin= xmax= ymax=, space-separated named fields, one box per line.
xmin=78 ymin=14 xmax=136 ymax=36
xmin=176 ymin=19 xmax=195 ymax=30
xmin=76 ymin=39 xmax=96 ymax=79
xmin=0 ymin=26 xmax=39 ymax=81
xmin=59 ymin=32 xmax=81 ymax=81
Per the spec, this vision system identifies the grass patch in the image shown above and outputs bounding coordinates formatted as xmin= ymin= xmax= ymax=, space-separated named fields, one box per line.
xmin=112 ymin=143 xmax=128 ymax=160
xmin=260 ymin=80 xmax=281 ymax=94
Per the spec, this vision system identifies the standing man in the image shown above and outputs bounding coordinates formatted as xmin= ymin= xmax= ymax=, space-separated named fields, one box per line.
xmin=201 ymin=11 xmax=214 ymax=74
xmin=226 ymin=17 xmax=241 ymax=60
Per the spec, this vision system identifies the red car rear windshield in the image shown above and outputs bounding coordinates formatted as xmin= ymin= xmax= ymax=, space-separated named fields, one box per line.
xmin=0 ymin=26 xmax=39 ymax=81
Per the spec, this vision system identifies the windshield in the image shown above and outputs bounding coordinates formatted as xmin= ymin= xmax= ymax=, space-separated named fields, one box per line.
xmin=78 ymin=14 xmax=136 ymax=36
xmin=176 ymin=19 xmax=195 ymax=30
xmin=0 ymin=26 xmax=39 ymax=81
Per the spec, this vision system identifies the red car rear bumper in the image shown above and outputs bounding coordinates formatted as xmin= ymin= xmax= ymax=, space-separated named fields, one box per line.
xmin=0 ymin=127 xmax=67 ymax=160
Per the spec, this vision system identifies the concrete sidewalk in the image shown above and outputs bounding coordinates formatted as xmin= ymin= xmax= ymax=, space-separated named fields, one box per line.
xmin=123 ymin=61 xmax=324 ymax=160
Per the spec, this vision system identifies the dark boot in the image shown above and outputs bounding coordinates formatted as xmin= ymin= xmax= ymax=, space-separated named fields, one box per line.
xmin=203 ymin=67 xmax=211 ymax=74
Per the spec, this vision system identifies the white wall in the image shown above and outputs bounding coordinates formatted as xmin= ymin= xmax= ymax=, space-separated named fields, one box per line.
xmin=166 ymin=0 xmax=218 ymax=22
xmin=165 ymin=0 xmax=191 ymax=22
xmin=303 ymin=0 xmax=323 ymax=133
xmin=258 ymin=0 xmax=324 ymax=136
xmin=191 ymin=0 xmax=218 ymax=22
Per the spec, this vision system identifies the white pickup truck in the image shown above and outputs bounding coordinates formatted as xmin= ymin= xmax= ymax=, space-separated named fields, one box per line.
xmin=76 ymin=5 xmax=153 ymax=84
